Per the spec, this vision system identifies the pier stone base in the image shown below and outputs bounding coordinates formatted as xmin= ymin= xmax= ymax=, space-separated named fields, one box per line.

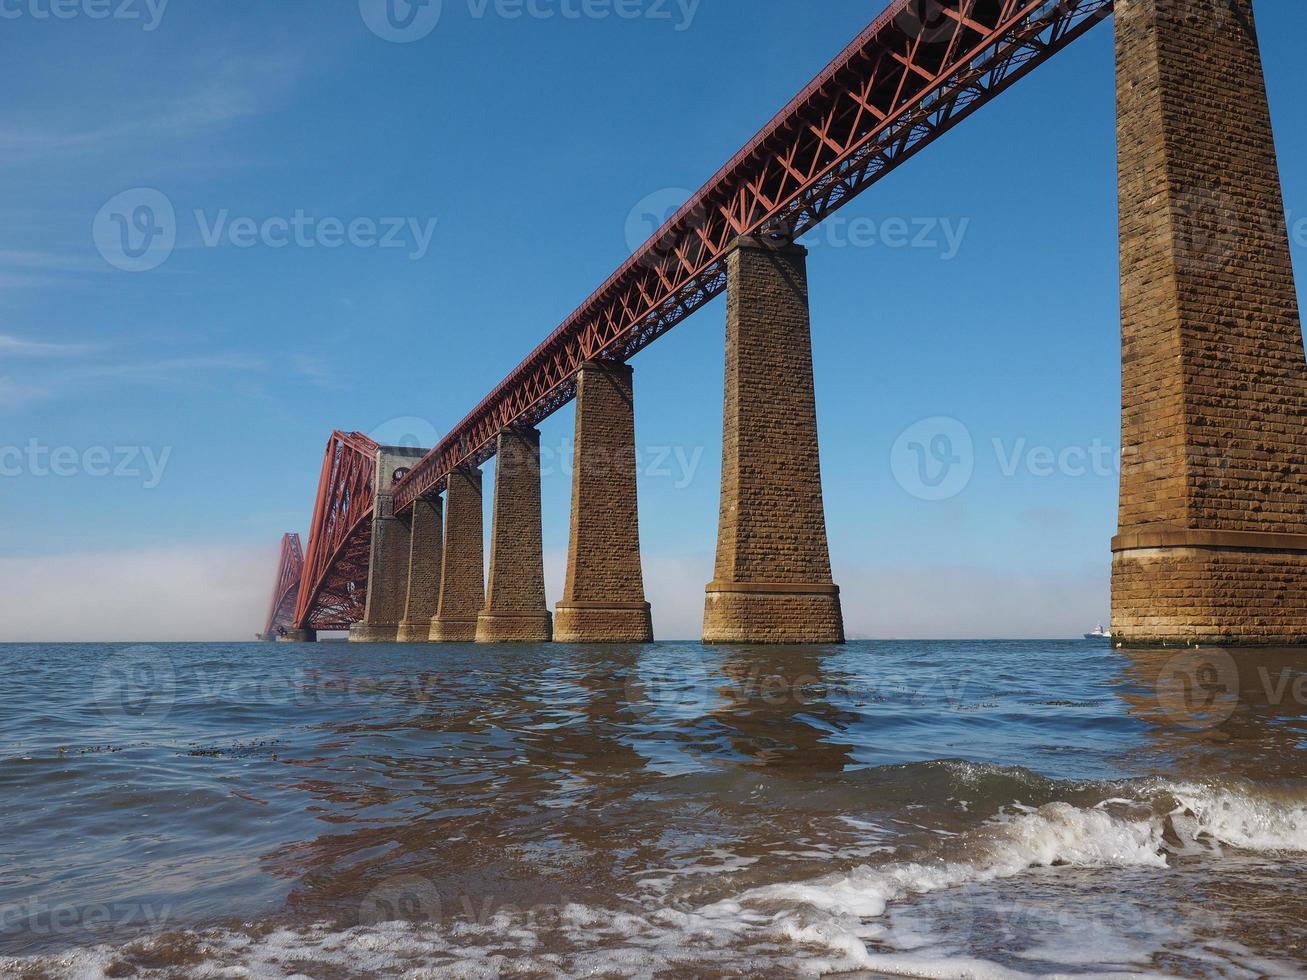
xmin=1112 ymin=0 xmax=1307 ymax=646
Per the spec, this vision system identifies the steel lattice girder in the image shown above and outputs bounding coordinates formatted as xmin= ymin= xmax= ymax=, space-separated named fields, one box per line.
xmin=293 ymin=431 xmax=380 ymax=630
xmin=392 ymin=0 xmax=1115 ymax=512
xmin=262 ymin=532 xmax=304 ymax=638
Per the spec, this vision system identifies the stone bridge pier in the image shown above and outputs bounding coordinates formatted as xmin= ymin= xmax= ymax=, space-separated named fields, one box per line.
xmin=430 ymin=464 xmax=486 ymax=642
xmin=554 ymin=361 xmax=655 ymax=643
xmin=1112 ymin=0 xmax=1307 ymax=645
xmin=477 ymin=427 xmax=553 ymax=643
xmin=397 ymin=494 xmax=442 ymax=643
xmin=349 ymin=445 xmax=428 ymax=643
xmin=703 ymin=235 xmax=844 ymax=644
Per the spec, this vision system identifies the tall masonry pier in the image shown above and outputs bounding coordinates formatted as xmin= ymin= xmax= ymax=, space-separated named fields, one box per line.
xmin=555 ymin=361 xmax=654 ymax=643
xmin=703 ymin=235 xmax=844 ymax=644
xmin=349 ymin=445 xmax=427 ymax=643
xmin=1113 ymin=0 xmax=1307 ymax=645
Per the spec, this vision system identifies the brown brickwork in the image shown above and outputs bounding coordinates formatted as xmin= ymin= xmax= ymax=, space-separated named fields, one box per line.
xmin=398 ymin=495 xmax=442 ymax=643
xmin=350 ymin=446 xmax=425 ymax=643
xmin=430 ymin=465 xmax=485 ymax=642
xmin=703 ymin=235 xmax=844 ymax=644
xmin=555 ymin=361 xmax=654 ymax=643
xmin=477 ymin=427 xmax=552 ymax=643
xmin=1113 ymin=0 xmax=1307 ymax=645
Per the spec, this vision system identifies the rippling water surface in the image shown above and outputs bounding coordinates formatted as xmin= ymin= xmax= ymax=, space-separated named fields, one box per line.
xmin=3 ymin=640 xmax=1307 ymax=977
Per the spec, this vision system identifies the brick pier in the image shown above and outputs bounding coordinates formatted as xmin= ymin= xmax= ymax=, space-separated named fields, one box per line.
xmin=477 ymin=427 xmax=553 ymax=643
xmin=349 ymin=446 xmax=426 ymax=643
xmin=1112 ymin=0 xmax=1307 ymax=645
xmin=703 ymin=235 xmax=844 ymax=644
xmin=554 ymin=361 xmax=654 ymax=643
xmin=430 ymin=465 xmax=485 ymax=642
xmin=397 ymin=495 xmax=442 ymax=643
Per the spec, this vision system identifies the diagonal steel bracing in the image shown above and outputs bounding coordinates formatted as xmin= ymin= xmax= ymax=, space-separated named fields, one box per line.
xmin=293 ymin=431 xmax=380 ymax=631
xmin=392 ymin=0 xmax=1115 ymax=513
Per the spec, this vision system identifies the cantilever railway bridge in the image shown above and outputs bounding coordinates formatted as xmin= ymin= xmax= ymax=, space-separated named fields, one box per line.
xmin=263 ymin=0 xmax=1307 ymax=646
xmin=262 ymin=0 xmax=1116 ymax=637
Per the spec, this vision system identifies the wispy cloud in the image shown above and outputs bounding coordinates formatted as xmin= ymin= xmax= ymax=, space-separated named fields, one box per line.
xmin=0 ymin=333 xmax=98 ymax=357
xmin=0 ymin=50 xmax=308 ymax=164
xmin=66 ymin=354 xmax=267 ymax=382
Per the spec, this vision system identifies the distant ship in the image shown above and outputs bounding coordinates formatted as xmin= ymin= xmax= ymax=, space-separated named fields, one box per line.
xmin=1083 ymin=624 xmax=1110 ymax=640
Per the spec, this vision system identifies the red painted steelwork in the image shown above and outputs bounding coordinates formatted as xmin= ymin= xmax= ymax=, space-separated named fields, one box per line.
xmin=393 ymin=0 xmax=1114 ymax=512
xmin=293 ymin=431 xmax=380 ymax=631
xmin=262 ymin=533 xmax=303 ymax=639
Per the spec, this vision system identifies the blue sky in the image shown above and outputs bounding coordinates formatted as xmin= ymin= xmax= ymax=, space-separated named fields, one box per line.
xmin=2 ymin=0 xmax=1305 ymax=640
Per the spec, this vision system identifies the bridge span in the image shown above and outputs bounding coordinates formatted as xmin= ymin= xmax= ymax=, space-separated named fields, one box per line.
xmin=269 ymin=0 xmax=1307 ymax=647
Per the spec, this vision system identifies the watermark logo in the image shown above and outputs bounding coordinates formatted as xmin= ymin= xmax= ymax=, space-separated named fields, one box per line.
xmin=625 ymin=187 xmax=691 ymax=255
xmin=0 ymin=0 xmax=169 ymax=30
xmin=0 ymin=441 xmax=172 ymax=489
xmin=369 ymin=416 xmax=441 ymax=452
xmin=94 ymin=189 xmax=440 ymax=271
xmin=624 ymin=187 xmax=970 ymax=265
xmin=93 ymin=188 xmax=176 ymax=272
xmin=359 ymin=0 xmax=443 ymax=42
xmin=92 ymin=645 xmax=177 ymax=727
xmin=360 ymin=875 xmax=443 ymax=925
xmin=891 ymin=416 xmax=974 ymax=501
xmin=1156 ymin=649 xmax=1239 ymax=729
xmin=894 ymin=0 xmax=956 ymax=44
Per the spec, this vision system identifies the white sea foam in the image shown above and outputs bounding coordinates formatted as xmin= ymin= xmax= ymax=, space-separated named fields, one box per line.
xmin=6 ymin=779 xmax=1306 ymax=978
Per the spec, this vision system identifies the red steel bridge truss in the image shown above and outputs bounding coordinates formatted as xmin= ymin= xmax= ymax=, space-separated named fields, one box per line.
xmin=292 ymin=431 xmax=379 ymax=632
xmin=283 ymin=0 xmax=1115 ymax=631
xmin=261 ymin=533 xmax=304 ymax=640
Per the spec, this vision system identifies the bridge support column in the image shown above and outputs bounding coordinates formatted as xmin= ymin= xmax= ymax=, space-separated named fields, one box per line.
xmin=350 ymin=447 xmax=425 ymax=643
xmin=430 ymin=465 xmax=485 ymax=642
xmin=703 ymin=235 xmax=843 ymax=645
xmin=398 ymin=495 xmax=443 ymax=643
xmin=1112 ymin=0 xmax=1307 ymax=646
xmin=478 ymin=427 xmax=552 ymax=643
xmin=555 ymin=361 xmax=654 ymax=643
xmin=277 ymin=629 xmax=316 ymax=643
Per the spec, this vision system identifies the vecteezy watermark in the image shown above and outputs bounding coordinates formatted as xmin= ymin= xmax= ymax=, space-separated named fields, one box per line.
xmin=891 ymin=416 xmax=975 ymax=502
xmin=359 ymin=875 xmax=575 ymax=934
xmin=890 ymin=419 xmax=1242 ymax=501
xmin=626 ymin=660 xmax=982 ymax=715
xmin=93 ymin=188 xmax=439 ymax=271
xmin=1286 ymin=208 xmax=1307 ymax=250
xmin=623 ymin=188 xmax=969 ymax=262
xmin=0 ymin=0 xmax=168 ymax=30
xmin=1155 ymin=653 xmax=1307 ymax=730
xmin=360 ymin=0 xmax=699 ymax=42
xmin=538 ymin=437 xmax=704 ymax=489
xmin=358 ymin=0 xmax=443 ymax=42
xmin=369 ymin=416 xmax=442 ymax=453
xmin=92 ymin=645 xmax=176 ymax=727
xmin=797 ymin=214 xmax=969 ymax=260
xmin=93 ymin=188 xmax=176 ymax=273
xmin=0 ymin=441 xmax=171 ymax=489
xmin=0 ymin=898 xmax=174 ymax=941
xmin=1155 ymin=650 xmax=1240 ymax=729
